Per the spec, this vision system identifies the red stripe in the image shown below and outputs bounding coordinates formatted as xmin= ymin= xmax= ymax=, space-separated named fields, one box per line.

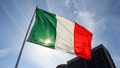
xmin=74 ymin=22 xmax=92 ymax=60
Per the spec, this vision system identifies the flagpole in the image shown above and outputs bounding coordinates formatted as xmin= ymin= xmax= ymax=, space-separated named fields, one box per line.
xmin=15 ymin=5 xmax=38 ymax=68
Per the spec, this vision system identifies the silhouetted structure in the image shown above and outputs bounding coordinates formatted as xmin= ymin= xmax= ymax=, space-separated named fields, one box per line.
xmin=56 ymin=64 xmax=67 ymax=68
xmin=57 ymin=44 xmax=116 ymax=68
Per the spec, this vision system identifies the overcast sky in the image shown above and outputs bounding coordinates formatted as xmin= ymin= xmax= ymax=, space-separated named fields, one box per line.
xmin=0 ymin=0 xmax=120 ymax=68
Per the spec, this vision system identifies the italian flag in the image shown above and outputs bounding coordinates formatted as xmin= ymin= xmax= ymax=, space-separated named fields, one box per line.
xmin=27 ymin=8 xmax=93 ymax=60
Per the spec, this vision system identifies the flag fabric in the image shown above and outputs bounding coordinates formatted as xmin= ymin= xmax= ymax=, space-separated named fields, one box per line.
xmin=27 ymin=8 xmax=93 ymax=60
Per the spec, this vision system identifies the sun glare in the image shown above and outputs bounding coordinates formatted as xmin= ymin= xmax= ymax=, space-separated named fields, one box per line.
xmin=44 ymin=39 xmax=51 ymax=45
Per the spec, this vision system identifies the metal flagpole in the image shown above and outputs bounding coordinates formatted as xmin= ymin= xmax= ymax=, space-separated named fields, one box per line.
xmin=15 ymin=5 xmax=38 ymax=68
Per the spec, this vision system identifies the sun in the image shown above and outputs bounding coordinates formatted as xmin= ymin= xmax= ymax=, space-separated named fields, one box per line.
xmin=44 ymin=39 xmax=51 ymax=45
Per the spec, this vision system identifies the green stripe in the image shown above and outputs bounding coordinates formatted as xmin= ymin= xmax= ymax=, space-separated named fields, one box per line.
xmin=27 ymin=8 xmax=56 ymax=49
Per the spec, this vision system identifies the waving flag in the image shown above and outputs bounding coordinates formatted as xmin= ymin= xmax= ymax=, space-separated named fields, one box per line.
xmin=27 ymin=8 xmax=93 ymax=60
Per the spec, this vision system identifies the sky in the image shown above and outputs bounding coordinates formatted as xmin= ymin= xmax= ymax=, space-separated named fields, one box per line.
xmin=0 ymin=0 xmax=120 ymax=68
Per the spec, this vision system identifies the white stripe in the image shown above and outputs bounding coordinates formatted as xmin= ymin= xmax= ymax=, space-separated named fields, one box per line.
xmin=55 ymin=15 xmax=75 ymax=54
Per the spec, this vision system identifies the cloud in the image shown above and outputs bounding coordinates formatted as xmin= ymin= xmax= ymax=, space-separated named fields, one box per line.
xmin=113 ymin=55 xmax=120 ymax=67
xmin=71 ymin=0 xmax=106 ymax=31
xmin=0 ymin=48 xmax=10 ymax=58
xmin=65 ymin=0 xmax=70 ymax=7
xmin=0 ymin=47 xmax=17 ymax=58
xmin=70 ymin=0 xmax=107 ymax=47
xmin=77 ymin=11 xmax=106 ymax=47
xmin=0 ymin=0 xmax=35 ymax=36
xmin=77 ymin=11 xmax=106 ymax=35
xmin=46 ymin=0 xmax=65 ymax=15
xmin=0 ymin=2 xmax=24 ymax=36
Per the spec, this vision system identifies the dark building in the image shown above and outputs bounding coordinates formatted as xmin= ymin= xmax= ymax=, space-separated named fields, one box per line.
xmin=57 ymin=44 xmax=116 ymax=68
xmin=56 ymin=64 xmax=67 ymax=68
